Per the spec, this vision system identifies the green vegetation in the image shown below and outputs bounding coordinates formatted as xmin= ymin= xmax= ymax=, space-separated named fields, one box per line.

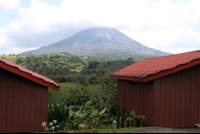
xmin=67 ymin=126 xmax=147 ymax=133
xmin=68 ymin=101 xmax=107 ymax=131
xmin=41 ymin=120 xmax=57 ymax=132
xmin=0 ymin=53 xmax=147 ymax=132
xmin=48 ymin=101 xmax=68 ymax=123
xmin=0 ymin=54 xmax=25 ymax=63
xmin=0 ymin=53 xmax=138 ymax=84
xmin=47 ymin=71 xmax=118 ymax=131
xmin=126 ymin=110 xmax=137 ymax=127
xmin=136 ymin=115 xmax=146 ymax=127
xmin=88 ymin=51 xmax=155 ymax=61
xmin=48 ymin=83 xmax=96 ymax=104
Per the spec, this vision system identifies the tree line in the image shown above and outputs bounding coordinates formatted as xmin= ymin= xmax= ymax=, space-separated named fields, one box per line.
xmin=0 ymin=53 xmax=138 ymax=84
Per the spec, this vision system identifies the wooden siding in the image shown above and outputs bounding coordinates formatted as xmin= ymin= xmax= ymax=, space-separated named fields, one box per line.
xmin=153 ymin=64 xmax=200 ymax=128
xmin=117 ymin=64 xmax=200 ymax=128
xmin=0 ymin=67 xmax=48 ymax=133
xmin=117 ymin=79 xmax=154 ymax=126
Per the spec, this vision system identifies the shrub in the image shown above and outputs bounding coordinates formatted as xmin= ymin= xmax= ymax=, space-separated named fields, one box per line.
xmin=66 ymin=87 xmax=91 ymax=107
xmin=69 ymin=101 xmax=107 ymax=130
xmin=48 ymin=101 xmax=69 ymax=123
xmin=41 ymin=120 xmax=57 ymax=132
xmin=57 ymin=121 xmax=68 ymax=131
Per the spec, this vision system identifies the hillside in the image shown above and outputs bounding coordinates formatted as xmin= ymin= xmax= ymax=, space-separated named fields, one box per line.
xmin=88 ymin=51 xmax=155 ymax=61
xmin=21 ymin=27 xmax=171 ymax=56
xmin=0 ymin=54 xmax=138 ymax=83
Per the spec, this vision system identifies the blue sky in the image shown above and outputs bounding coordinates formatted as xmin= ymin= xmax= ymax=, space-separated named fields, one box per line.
xmin=0 ymin=0 xmax=199 ymax=55
xmin=0 ymin=0 xmax=63 ymax=28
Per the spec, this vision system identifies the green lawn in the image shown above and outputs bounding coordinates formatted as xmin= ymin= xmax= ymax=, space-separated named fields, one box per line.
xmin=58 ymin=82 xmax=96 ymax=96
xmin=48 ymin=82 xmax=96 ymax=103
xmin=64 ymin=127 xmax=149 ymax=133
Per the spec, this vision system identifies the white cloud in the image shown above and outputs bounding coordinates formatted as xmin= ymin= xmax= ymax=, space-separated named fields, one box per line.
xmin=0 ymin=28 xmax=10 ymax=45
xmin=0 ymin=46 xmax=39 ymax=55
xmin=1 ymin=0 xmax=200 ymax=55
xmin=0 ymin=0 xmax=20 ymax=11
xmin=160 ymin=47 xmax=197 ymax=54
xmin=119 ymin=0 xmax=200 ymax=54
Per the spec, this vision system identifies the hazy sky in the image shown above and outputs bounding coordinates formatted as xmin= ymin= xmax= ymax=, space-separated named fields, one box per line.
xmin=0 ymin=0 xmax=199 ymax=55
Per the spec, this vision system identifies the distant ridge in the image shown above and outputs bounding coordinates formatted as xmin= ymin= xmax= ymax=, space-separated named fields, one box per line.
xmin=21 ymin=27 xmax=171 ymax=56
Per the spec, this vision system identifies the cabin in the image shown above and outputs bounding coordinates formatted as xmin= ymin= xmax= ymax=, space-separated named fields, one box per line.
xmin=0 ymin=58 xmax=60 ymax=133
xmin=110 ymin=50 xmax=200 ymax=128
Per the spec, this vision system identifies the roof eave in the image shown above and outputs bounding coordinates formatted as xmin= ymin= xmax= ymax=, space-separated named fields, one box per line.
xmin=111 ymin=59 xmax=200 ymax=83
xmin=110 ymin=75 xmax=144 ymax=82
xmin=0 ymin=61 xmax=59 ymax=91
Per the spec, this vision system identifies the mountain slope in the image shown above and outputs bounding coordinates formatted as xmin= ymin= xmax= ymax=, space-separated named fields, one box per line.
xmin=21 ymin=27 xmax=171 ymax=56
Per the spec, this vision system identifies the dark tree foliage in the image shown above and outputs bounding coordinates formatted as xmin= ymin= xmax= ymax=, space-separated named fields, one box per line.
xmin=88 ymin=52 xmax=154 ymax=61
xmin=88 ymin=60 xmax=100 ymax=69
xmin=48 ymin=101 xmax=68 ymax=123
xmin=91 ymin=70 xmax=117 ymax=118
xmin=14 ymin=54 xmax=87 ymax=82
xmin=11 ymin=53 xmax=138 ymax=84
xmin=66 ymin=88 xmax=91 ymax=107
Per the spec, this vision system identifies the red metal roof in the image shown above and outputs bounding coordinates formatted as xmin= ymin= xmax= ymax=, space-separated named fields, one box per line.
xmin=0 ymin=58 xmax=60 ymax=90
xmin=111 ymin=50 xmax=200 ymax=81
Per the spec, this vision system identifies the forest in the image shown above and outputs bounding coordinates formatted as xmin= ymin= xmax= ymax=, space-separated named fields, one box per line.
xmin=0 ymin=53 xmax=145 ymax=131
xmin=0 ymin=53 xmax=140 ymax=84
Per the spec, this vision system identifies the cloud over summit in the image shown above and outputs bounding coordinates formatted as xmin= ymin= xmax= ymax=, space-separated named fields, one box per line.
xmin=0 ymin=0 xmax=200 ymax=55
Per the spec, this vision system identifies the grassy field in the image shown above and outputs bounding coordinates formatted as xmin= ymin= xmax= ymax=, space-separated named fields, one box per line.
xmin=0 ymin=55 xmax=23 ymax=63
xmin=48 ymin=82 xmax=96 ymax=103
xmin=54 ymin=82 xmax=96 ymax=96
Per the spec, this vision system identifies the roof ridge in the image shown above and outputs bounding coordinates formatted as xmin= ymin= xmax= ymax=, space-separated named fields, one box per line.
xmin=140 ymin=50 xmax=200 ymax=61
